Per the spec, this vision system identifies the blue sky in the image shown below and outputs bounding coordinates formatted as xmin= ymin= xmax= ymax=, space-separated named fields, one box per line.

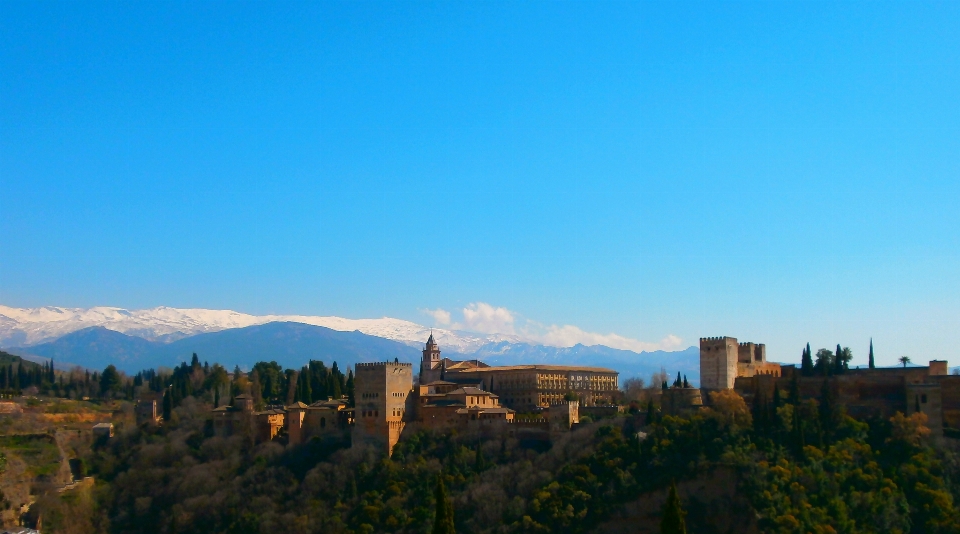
xmin=2 ymin=1 xmax=960 ymax=366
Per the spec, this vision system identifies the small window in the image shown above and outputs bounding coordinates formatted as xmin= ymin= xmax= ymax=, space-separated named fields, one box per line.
xmin=922 ymin=394 xmax=928 ymax=404
xmin=320 ymin=417 xmax=326 ymax=428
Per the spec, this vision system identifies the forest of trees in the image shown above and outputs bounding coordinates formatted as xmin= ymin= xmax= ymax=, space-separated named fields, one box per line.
xmin=0 ymin=350 xmax=356 ymax=418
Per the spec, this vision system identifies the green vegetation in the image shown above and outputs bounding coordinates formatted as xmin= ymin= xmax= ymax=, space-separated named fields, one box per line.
xmin=0 ymin=434 xmax=62 ymax=477
xmin=38 ymin=385 xmax=956 ymax=534
xmin=660 ymin=481 xmax=686 ymax=534
xmin=19 ymin=352 xmax=960 ymax=534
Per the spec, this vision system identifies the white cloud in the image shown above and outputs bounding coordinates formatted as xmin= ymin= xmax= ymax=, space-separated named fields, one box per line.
xmin=445 ymin=301 xmax=683 ymax=352
xmin=532 ymin=325 xmax=683 ymax=352
xmin=454 ymin=302 xmax=517 ymax=335
xmin=421 ymin=308 xmax=452 ymax=326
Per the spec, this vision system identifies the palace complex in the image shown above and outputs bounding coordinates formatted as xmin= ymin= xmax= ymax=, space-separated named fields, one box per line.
xmin=210 ymin=334 xmax=618 ymax=455
xmin=208 ymin=330 xmax=960 ymax=455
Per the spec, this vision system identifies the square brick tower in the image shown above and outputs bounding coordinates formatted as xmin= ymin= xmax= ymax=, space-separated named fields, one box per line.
xmin=700 ymin=337 xmax=739 ymax=390
xmin=354 ymin=361 xmax=413 ymax=455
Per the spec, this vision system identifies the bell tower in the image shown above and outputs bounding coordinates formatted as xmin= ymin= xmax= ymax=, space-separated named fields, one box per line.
xmin=420 ymin=333 xmax=442 ymax=384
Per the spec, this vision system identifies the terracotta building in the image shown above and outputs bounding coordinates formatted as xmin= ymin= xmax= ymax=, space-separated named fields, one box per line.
xmin=285 ymin=398 xmax=352 ymax=445
xmin=418 ymin=336 xmax=619 ymax=411
xmin=416 ymin=380 xmax=515 ymax=428
xmin=211 ymin=394 xmax=286 ymax=442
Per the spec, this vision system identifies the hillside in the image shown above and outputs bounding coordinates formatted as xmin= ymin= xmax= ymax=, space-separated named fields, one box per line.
xmin=0 ymin=350 xmax=41 ymax=371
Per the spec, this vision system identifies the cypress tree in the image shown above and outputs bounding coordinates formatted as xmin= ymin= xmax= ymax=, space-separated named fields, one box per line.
xmin=787 ymin=373 xmax=800 ymax=405
xmin=433 ymin=474 xmax=455 ymax=534
xmin=475 ymin=443 xmax=485 ymax=472
xmin=801 ymin=344 xmax=814 ymax=376
xmin=346 ymin=369 xmax=355 ymax=407
xmin=682 ymin=375 xmax=689 ymax=388
xmin=868 ymin=338 xmax=875 ymax=369
xmin=162 ymin=388 xmax=172 ymax=421
xmin=792 ymin=402 xmax=806 ymax=456
xmin=660 ymin=481 xmax=687 ymax=534
xmin=328 ymin=373 xmax=342 ymax=400
xmin=818 ymin=379 xmax=839 ymax=440
xmin=674 ymin=372 xmax=682 ymax=388
xmin=834 ymin=344 xmax=844 ymax=374
xmin=214 ymin=387 xmax=220 ymax=408
xmin=251 ymin=370 xmax=263 ymax=409
xmin=646 ymin=399 xmax=656 ymax=426
xmin=752 ymin=391 xmax=768 ymax=436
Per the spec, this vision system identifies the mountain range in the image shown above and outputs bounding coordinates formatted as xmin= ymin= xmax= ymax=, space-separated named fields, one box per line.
xmin=0 ymin=305 xmax=517 ymax=352
xmin=0 ymin=305 xmax=699 ymax=383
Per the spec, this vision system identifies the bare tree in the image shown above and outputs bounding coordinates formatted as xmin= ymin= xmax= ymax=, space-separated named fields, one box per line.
xmin=621 ymin=377 xmax=646 ymax=402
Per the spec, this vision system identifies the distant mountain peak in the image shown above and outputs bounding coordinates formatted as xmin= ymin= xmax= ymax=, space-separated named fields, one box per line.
xmin=0 ymin=304 xmax=508 ymax=353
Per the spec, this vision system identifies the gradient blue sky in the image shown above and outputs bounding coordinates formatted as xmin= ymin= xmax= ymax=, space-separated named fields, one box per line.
xmin=2 ymin=1 xmax=960 ymax=366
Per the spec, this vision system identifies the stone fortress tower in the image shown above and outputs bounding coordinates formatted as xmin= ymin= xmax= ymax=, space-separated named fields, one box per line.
xmin=353 ymin=360 xmax=413 ymax=455
xmin=700 ymin=336 xmax=781 ymax=391
xmin=700 ymin=337 xmax=740 ymax=390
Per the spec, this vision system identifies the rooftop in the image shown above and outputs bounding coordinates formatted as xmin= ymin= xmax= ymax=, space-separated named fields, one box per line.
xmin=455 ymin=364 xmax=618 ymax=374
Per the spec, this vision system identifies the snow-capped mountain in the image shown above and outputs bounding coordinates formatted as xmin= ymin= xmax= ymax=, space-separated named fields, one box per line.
xmin=0 ymin=305 xmax=517 ymax=353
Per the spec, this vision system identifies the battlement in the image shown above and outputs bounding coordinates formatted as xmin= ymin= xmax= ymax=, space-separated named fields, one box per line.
xmin=700 ymin=336 xmax=738 ymax=349
xmin=507 ymin=418 xmax=548 ymax=424
xmin=355 ymin=362 xmax=413 ymax=369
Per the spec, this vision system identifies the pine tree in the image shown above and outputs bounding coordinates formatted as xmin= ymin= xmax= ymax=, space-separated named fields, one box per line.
xmin=869 ymin=338 xmax=876 ymax=369
xmin=433 ymin=474 xmax=455 ymax=534
xmin=660 ymin=481 xmax=687 ymax=534
xmin=801 ymin=344 xmax=814 ymax=376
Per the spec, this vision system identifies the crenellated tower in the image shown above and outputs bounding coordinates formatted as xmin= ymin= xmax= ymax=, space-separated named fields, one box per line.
xmin=700 ymin=336 xmax=739 ymax=391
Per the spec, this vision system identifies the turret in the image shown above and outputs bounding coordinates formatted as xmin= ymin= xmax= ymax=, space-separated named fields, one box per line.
xmin=420 ymin=333 xmax=443 ymax=384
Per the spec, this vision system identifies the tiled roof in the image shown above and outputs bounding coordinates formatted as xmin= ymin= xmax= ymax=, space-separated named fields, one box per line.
xmin=455 ymin=364 xmax=618 ymax=374
xmin=449 ymin=387 xmax=491 ymax=395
